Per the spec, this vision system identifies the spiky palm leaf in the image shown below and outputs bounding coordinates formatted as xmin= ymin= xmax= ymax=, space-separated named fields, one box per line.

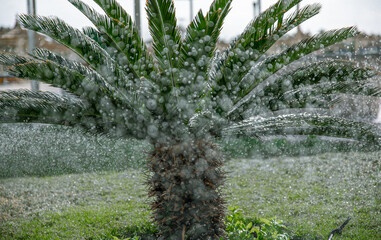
xmin=226 ymin=59 xmax=379 ymax=120
xmin=223 ymin=112 xmax=381 ymax=144
xmin=0 ymin=90 xmax=86 ymax=124
xmin=211 ymin=0 xmax=320 ymax=91
xmin=1 ymin=0 xmax=380 ymax=238
xmin=94 ymin=0 xmax=154 ymax=75
xmin=232 ymin=27 xmax=358 ymax=101
xmin=146 ymin=0 xmax=182 ymax=72
xmin=182 ymin=0 xmax=232 ymax=63
xmin=69 ymin=0 xmax=154 ymax=78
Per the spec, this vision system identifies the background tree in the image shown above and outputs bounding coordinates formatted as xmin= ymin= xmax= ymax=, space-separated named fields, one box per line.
xmin=0 ymin=0 xmax=380 ymax=239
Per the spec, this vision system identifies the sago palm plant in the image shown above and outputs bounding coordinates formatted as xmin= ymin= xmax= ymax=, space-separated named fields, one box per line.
xmin=1 ymin=0 xmax=380 ymax=239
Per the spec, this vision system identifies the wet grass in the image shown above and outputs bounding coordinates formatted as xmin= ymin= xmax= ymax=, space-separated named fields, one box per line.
xmin=225 ymin=152 xmax=381 ymax=239
xmin=0 ymin=124 xmax=380 ymax=239
xmin=0 ymin=124 xmax=150 ymax=178
xmin=1 ymin=152 xmax=380 ymax=239
xmin=0 ymin=171 xmax=155 ymax=239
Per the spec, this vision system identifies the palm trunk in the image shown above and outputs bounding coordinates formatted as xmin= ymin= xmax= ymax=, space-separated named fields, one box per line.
xmin=147 ymin=140 xmax=226 ymax=240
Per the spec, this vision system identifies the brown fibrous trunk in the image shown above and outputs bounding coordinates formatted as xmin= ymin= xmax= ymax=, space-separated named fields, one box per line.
xmin=147 ymin=140 xmax=226 ymax=240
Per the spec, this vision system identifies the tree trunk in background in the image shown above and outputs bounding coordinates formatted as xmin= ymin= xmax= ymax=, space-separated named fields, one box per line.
xmin=147 ymin=140 xmax=226 ymax=240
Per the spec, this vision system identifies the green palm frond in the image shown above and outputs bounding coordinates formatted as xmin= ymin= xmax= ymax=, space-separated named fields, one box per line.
xmin=176 ymin=0 xmax=231 ymax=100
xmin=32 ymin=48 xmax=92 ymax=76
xmin=0 ymin=90 xmax=86 ymax=124
xmin=250 ymin=95 xmax=340 ymax=119
xmin=4 ymin=55 xmax=128 ymax=107
xmin=68 ymin=0 xmax=138 ymax=78
xmin=0 ymin=90 xmax=124 ymax=135
xmin=260 ymin=60 xmax=375 ymax=103
xmin=280 ymin=80 xmax=381 ymax=101
xmin=256 ymin=79 xmax=380 ymax=115
xmin=7 ymin=59 xmax=87 ymax=95
xmin=19 ymin=14 xmax=109 ymax=69
xmin=228 ymin=93 xmax=342 ymax=122
xmin=285 ymin=60 xmax=375 ymax=86
xmin=146 ymin=0 xmax=182 ymax=76
xmin=211 ymin=27 xmax=358 ymax=116
xmin=236 ymin=3 xmax=321 ymax=77
xmin=273 ymin=93 xmax=339 ymax=111
xmin=226 ymin=60 xmax=377 ymax=120
xmin=238 ymin=81 xmax=381 ymax=118
xmin=234 ymin=27 xmax=358 ymax=101
xmin=281 ymin=3 xmax=321 ymax=37
xmin=223 ymin=113 xmax=381 ymax=145
xmin=0 ymin=51 xmax=130 ymax=111
xmin=236 ymin=2 xmax=319 ymax=56
xmin=67 ymin=0 xmax=103 ymax=30
xmin=68 ymin=0 xmax=154 ymax=78
xmin=205 ymin=0 xmax=232 ymax=43
xmin=0 ymin=53 xmax=30 ymax=65
xmin=271 ymin=60 xmax=376 ymax=99
xmin=93 ymin=0 xmax=155 ymax=76
xmin=234 ymin=0 xmax=302 ymax=51
xmin=212 ymin=0 xmax=317 ymax=88
xmin=18 ymin=14 xmax=132 ymax=90
xmin=31 ymin=49 xmax=128 ymax=103
xmin=93 ymin=0 xmax=135 ymax=27
xmin=82 ymin=26 xmax=114 ymax=50
xmin=330 ymin=80 xmax=381 ymax=96
xmin=182 ymin=0 xmax=232 ymax=64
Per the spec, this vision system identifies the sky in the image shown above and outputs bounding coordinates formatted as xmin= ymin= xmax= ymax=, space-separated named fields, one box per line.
xmin=0 ymin=0 xmax=380 ymax=41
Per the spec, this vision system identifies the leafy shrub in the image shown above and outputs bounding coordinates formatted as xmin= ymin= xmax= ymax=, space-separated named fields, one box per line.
xmin=111 ymin=206 xmax=290 ymax=240
xmin=112 ymin=237 xmax=140 ymax=240
xmin=224 ymin=206 xmax=290 ymax=240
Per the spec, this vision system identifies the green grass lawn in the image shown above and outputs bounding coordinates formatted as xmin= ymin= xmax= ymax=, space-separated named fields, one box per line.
xmin=0 ymin=124 xmax=380 ymax=239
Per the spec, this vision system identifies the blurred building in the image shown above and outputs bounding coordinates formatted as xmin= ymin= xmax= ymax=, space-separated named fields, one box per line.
xmin=0 ymin=21 xmax=79 ymax=84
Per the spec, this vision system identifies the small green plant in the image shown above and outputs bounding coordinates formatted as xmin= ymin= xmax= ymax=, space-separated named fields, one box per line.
xmin=112 ymin=206 xmax=290 ymax=240
xmin=112 ymin=236 xmax=140 ymax=240
xmin=225 ymin=207 xmax=290 ymax=240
